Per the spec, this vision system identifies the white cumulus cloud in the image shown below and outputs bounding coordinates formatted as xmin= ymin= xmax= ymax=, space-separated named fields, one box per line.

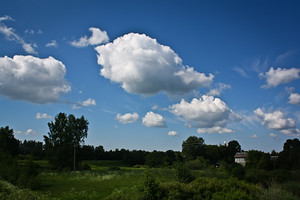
xmin=0 ymin=16 xmax=37 ymax=54
xmin=142 ymin=111 xmax=166 ymax=127
xmin=254 ymin=108 xmax=300 ymax=136
xmin=254 ymin=108 xmax=295 ymax=130
xmin=0 ymin=55 xmax=71 ymax=104
xmin=95 ymin=33 xmax=214 ymax=96
xmin=288 ymin=93 xmax=300 ymax=105
xmin=260 ymin=67 xmax=300 ymax=88
xmin=116 ymin=112 xmax=139 ymax=124
xmin=169 ymin=95 xmax=241 ymax=132
xmin=36 ymin=113 xmax=52 ymax=119
xmin=71 ymin=27 xmax=109 ymax=47
xmin=168 ymin=131 xmax=177 ymax=136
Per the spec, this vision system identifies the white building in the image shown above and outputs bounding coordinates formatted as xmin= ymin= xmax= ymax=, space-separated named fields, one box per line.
xmin=234 ymin=152 xmax=248 ymax=166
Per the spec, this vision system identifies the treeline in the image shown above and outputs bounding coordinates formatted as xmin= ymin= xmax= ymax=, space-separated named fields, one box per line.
xmin=14 ymin=136 xmax=300 ymax=171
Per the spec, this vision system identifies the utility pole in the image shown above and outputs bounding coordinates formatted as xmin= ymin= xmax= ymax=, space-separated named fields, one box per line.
xmin=73 ymin=145 xmax=76 ymax=172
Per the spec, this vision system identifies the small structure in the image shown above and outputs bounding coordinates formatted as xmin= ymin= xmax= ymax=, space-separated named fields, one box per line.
xmin=234 ymin=152 xmax=248 ymax=166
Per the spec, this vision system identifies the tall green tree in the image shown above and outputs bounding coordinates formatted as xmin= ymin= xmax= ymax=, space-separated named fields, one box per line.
xmin=0 ymin=126 xmax=19 ymax=157
xmin=44 ymin=113 xmax=89 ymax=170
xmin=182 ymin=136 xmax=205 ymax=160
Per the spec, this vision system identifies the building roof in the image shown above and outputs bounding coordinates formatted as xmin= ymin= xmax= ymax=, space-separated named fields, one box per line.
xmin=234 ymin=152 xmax=248 ymax=158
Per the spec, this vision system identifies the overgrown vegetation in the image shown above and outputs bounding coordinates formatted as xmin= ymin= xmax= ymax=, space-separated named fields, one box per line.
xmin=1 ymin=113 xmax=300 ymax=199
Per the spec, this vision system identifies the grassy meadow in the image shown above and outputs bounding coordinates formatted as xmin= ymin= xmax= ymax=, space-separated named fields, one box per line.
xmin=1 ymin=160 xmax=299 ymax=200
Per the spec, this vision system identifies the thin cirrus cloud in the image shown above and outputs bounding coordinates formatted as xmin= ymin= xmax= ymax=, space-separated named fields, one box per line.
xmin=116 ymin=113 xmax=139 ymax=124
xmin=259 ymin=67 xmax=300 ymax=88
xmin=95 ymin=33 xmax=214 ymax=97
xmin=71 ymin=27 xmax=109 ymax=47
xmin=254 ymin=108 xmax=300 ymax=137
xmin=0 ymin=55 xmax=71 ymax=104
xmin=36 ymin=113 xmax=52 ymax=119
xmin=142 ymin=111 xmax=166 ymax=127
xmin=169 ymin=95 xmax=241 ymax=134
xmin=0 ymin=15 xmax=37 ymax=54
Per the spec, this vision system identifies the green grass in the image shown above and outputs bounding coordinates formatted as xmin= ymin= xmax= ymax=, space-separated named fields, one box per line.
xmin=37 ymin=161 xmax=176 ymax=200
xmin=9 ymin=160 xmax=299 ymax=200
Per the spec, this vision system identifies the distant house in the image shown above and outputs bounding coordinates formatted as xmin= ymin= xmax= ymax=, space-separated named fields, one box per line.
xmin=234 ymin=152 xmax=248 ymax=166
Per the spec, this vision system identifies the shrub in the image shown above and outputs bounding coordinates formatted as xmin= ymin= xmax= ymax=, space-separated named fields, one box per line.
xmin=231 ymin=163 xmax=245 ymax=180
xmin=138 ymin=174 xmax=160 ymax=200
xmin=185 ymin=157 xmax=210 ymax=170
xmin=80 ymin=163 xmax=91 ymax=171
xmin=175 ymin=165 xmax=194 ymax=184
xmin=160 ymin=181 xmax=194 ymax=200
xmin=259 ymin=182 xmax=299 ymax=200
xmin=108 ymin=166 xmax=121 ymax=171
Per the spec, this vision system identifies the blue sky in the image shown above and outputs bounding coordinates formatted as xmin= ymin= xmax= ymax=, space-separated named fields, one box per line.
xmin=1 ymin=0 xmax=300 ymax=152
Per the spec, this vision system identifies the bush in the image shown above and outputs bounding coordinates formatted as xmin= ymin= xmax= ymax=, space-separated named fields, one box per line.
xmin=259 ymin=182 xmax=299 ymax=200
xmin=160 ymin=181 xmax=194 ymax=200
xmin=80 ymin=163 xmax=91 ymax=171
xmin=138 ymin=174 xmax=160 ymax=200
xmin=231 ymin=164 xmax=245 ymax=180
xmin=185 ymin=157 xmax=210 ymax=170
xmin=108 ymin=166 xmax=121 ymax=171
xmin=175 ymin=165 xmax=194 ymax=184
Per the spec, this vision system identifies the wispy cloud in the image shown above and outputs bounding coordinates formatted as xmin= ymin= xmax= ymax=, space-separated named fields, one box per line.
xmin=46 ymin=40 xmax=57 ymax=47
xmin=0 ymin=15 xmax=37 ymax=54
xmin=36 ymin=113 xmax=52 ymax=119
xmin=72 ymin=98 xmax=96 ymax=109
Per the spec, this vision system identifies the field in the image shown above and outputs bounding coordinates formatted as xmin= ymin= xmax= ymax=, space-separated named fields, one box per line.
xmin=1 ymin=160 xmax=300 ymax=200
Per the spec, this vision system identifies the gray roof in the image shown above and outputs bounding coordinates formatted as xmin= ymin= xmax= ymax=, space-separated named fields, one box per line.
xmin=234 ymin=152 xmax=248 ymax=158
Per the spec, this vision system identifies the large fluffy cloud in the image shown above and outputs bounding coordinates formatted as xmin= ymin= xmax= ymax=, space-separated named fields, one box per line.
xmin=71 ymin=27 xmax=109 ymax=47
xmin=169 ymin=95 xmax=241 ymax=134
xmin=254 ymin=108 xmax=300 ymax=136
xmin=142 ymin=111 xmax=166 ymax=127
xmin=95 ymin=33 xmax=214 ymax=96
xmin=0 ymin=15 xmax=37 ymax=54
xmin=0 ymin=55 xmax=71 ymax=104
xmin=260 ymin=67 xmax=300 ymax=88
xmin=116 ymin=112 xmax=139 ymax=124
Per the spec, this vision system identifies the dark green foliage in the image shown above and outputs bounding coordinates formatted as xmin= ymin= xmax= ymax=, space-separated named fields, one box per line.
xmin=43 ymin=112 xmax=89 ymax=170
xmin=277 ymin=139 xmax=300 ymax=170
xmin=123 ymin=150 xmax=148 ymax=165
xmin=19 ymin=140 xmax=44 ymax=160
xmin=175 ymin=165 xmax=194 ymax=184
xmin=0 ymin=126 xmax=19 ymax=157
xmin=145 ymin=151 xmax=166 ymax=167
xmin=185 ymin=157 xmax=210 ymax=170
xmin=0 ymin=152 xmax=19 ymax=183
xmin=79 ymin=163 xmax=91 ymax=171
xmin=182 ymin=136 xmax=205 ymax=160
xmin=138 ymin=174 xmax=160 ymax=200
xmin=17 ymin=159 xmax=41 ymax=190
xmin=230 ymin=163 xmax=246 ymax=180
